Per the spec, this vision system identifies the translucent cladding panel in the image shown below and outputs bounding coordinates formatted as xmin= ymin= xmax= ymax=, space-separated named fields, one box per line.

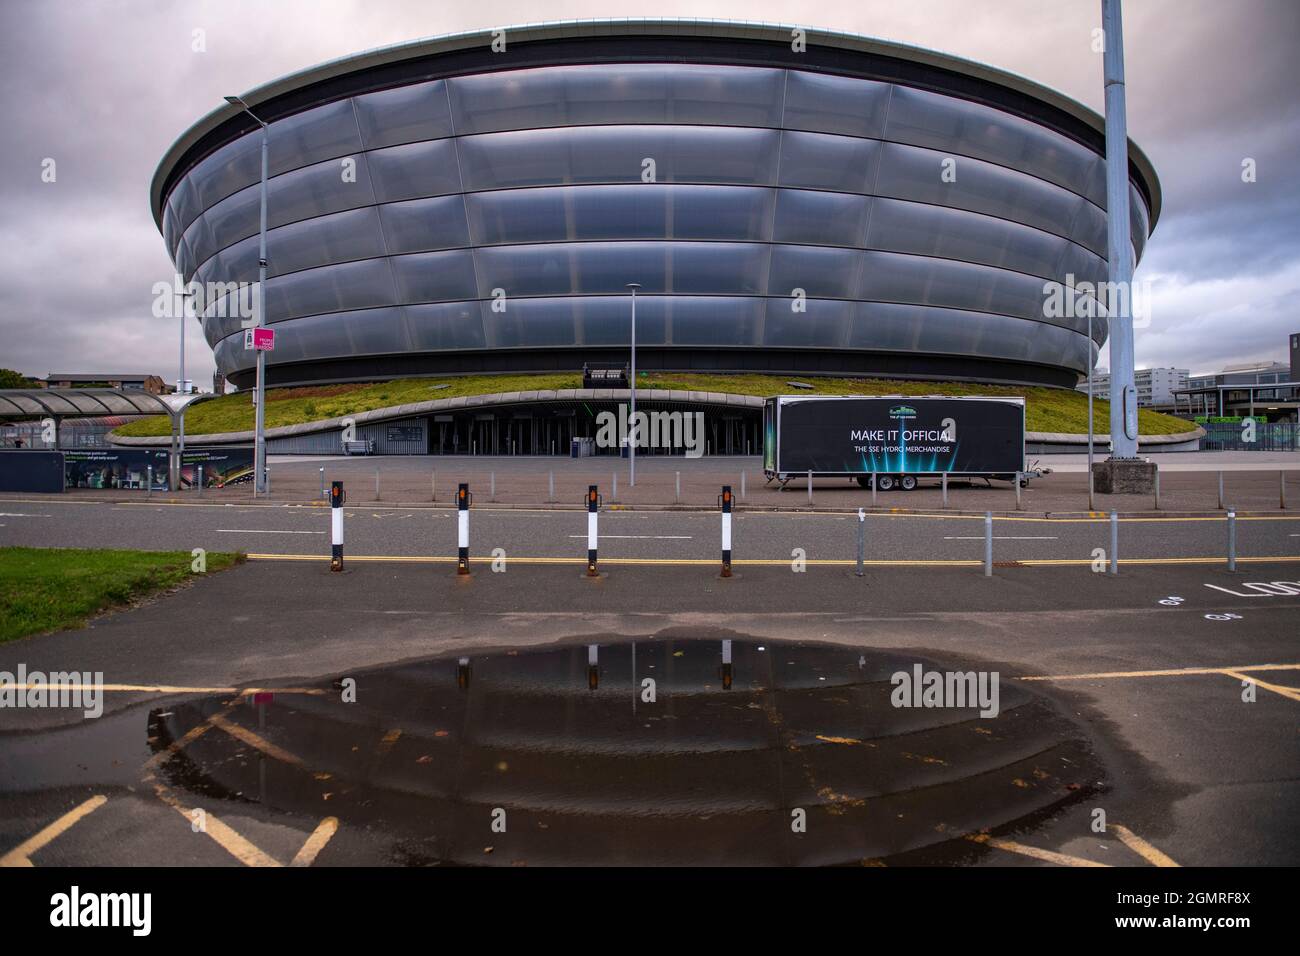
xmin=763 ymin=298 xmax=852 ymax=348
xmin=390 ymin=249 xmax=479 ymax=303
xmin=1129 ymin=183 xmax=1150 ymax=261
xmin=186 ymin=133 xmax=262 ymax=213
xmin=263 ymin=257 xmax=397 ymax=323
xmin=194 ymin=186 xmax=261 ymax=265
xmin=875 ymin=143 xmax=1099 ymax=255
xmin=166 ymin=174 xmax=203 ymax=236
xmin=857 ymin=251 xmax=1077 ymax=330
xmin=448 ymin=64 xmax=785 ymax=135
xmin=782 ymin=71 xmax=890 ymax=139
xmin=772 ymin=189 xmax=869 ymax=247
xmin=456 ymin=126 xmax=780 ymax=191
xmin=379 ymin=195 xmax=471 ymax=254
xmin=465 ymin=185 xmax=773 ymax=245
xmin=474 ymin=242 xmax=767 ymax=296
xmin=266 ymin=153 xmax=377 ymax=229
xmin=483 ymin=295 xmax=764 ymax=349
xmin=162 ymin=206 xmax=179 ymax=262
xmin=174 ymin=232 xmax=197 ymax=284
xmin=845 ymin=302 xmax=1089 ymax=372
xmin=353 ymin=79 xmax=454 ymax=149
xmin=777 ymin=130 xmax=880 ymax=193
xmin=867 ymin=197 xmax=1072 ymax=281
xmin=403 ymin=301 xmax=487 ymax=350
xmin=368 ymin=139 xmax=462 ymax=203
xmin=666 ymin=296 xmax=764 ymax=346
xmin=768 ymin=245 xmax=862 ymax=298
xmin=1068 ymin=199 xmax=1108 ymax=259
xmin=230 ymin=307 xmax=407 ymax=366
xmin=264 ymin=206 xmax=387 ymax=278
xmin=1055 ymin=241 xmax=1109 ymax=307
xmin=267 ymin=100 xmax=363 ymax=177
xmin=884 ymin=86 xmax=1105 ymax=206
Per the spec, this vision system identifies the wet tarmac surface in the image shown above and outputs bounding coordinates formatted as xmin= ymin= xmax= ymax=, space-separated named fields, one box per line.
xmin=138 ymin=637 xmax=1104 ymax=866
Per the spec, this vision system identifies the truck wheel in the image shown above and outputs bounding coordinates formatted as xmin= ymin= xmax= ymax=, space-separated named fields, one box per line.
xmin=900 ymin=475 xmax=917 ymax=491
xmin=877 ymin=474 xmax=896 ymax=491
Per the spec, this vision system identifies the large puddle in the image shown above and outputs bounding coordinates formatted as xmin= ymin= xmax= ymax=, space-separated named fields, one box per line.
xmin=147 ymin=638 xmax=1103 ymax=865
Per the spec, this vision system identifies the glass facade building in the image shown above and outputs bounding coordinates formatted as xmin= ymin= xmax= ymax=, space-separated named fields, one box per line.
xmin=152 ymin=20 xmax=1160 ymax=391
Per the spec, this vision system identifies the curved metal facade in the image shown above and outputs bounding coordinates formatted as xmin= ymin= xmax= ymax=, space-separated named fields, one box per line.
xmin=157 ymin=25 xmax=1157 ymax=390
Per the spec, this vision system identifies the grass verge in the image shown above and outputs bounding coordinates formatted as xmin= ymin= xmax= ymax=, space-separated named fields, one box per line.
xmin=111 ymin=372 xmax=1194 ymax=439
xmin=0 ymin=547 xmax=244 ymax=643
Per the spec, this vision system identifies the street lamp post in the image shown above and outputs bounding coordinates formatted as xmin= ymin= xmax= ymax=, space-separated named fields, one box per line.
xmin=225 ymin=95 xmax=269 ymax=495
xmin=626 ymin=283 xmax=641 ymax=486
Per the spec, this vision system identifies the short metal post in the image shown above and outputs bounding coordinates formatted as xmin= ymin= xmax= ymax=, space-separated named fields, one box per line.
xmin=720 ymin=485 xmax=733 ymax=577
xmin=146 ymin=465 xmax=152 ymax=499
xmin=871 ymin=472 xmax=877 ymax=508
xmin=1153 ymin=470 xmax=1160 ymax=511
xmin=197 ymin=465 xmax=203 ymax=496
xmin=548 ymin=471 xmax=554 ymax=503
xmin=855 ymin=508 xmax=865 ymax=578
xmin=265 ymin=464 xmax=269 ymax=494
xmin=1109 ymin=511 xmax=1118 ymax=576
xmin=586 ymin=485 xmax=599 ymax=576
xmin=721 ymin=639 xmax=733 ymax=690
xmin=740 ymin=471 xmax=746 ymax=502
xmin=587 ymin=645 xmax=599 ymax=691
xmin=1088 ymin=468 xmax=1095 ymax=511
xmin=984 ymin=511 xmax=992 ymax=577
xmin=319 ymin=466 xmax=325 ymax=500
xmin=489 ymin=471 xmax=495 ymax=503
xmin=457 ymin=483 xmax=471 ymax=574
xmin=431 ymin=471 xmax=436 ymax=502
xmin=1015 ymin=472 xmax=1022 ymax=511
xmin=1218 ymin=471 xmax=1224 ymax=510
xmin=1227 ymin=509 xmax=1237 ymax=571
xmin=612 ymin=472 xmax=618 ymax=503
xmin=942 ymin=472 xmax=948 ymax=509
xmin=807 ymin=470 xmax=813 ymax=505
xmin=675 ymin=471 xmax=680 ymax=504
xmin=330 ymin=481 xmax=345 ymax=571
xmin=1281 ymin=471 xmax=1287 ymax=510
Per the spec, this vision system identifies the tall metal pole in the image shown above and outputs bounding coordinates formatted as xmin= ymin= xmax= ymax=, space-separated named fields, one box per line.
xmin=255 ymin=123 xmax=269 ymax=495
xmin=627 ymin=283 xmax=640 ymax=487
xmin=1102 ymin=0 xmax=1138 ymax=459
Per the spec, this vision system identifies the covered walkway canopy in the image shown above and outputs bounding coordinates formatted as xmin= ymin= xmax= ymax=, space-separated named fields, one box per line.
xmin=0 ymin=387 xmax=177 ymax=420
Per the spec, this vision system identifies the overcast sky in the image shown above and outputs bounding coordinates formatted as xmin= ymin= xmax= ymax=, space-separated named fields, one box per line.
xmin=1 ymin=0 xmax=1296 ymax=386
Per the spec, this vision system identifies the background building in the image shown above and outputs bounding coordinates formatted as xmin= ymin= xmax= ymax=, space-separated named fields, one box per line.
xmin=1083 ymin=366 xmax=1188 ymax=409
xmin=153 ymin=18 xmax=1160 ymax=417
xmin=41 ymin=373 xmax=170 ymax=394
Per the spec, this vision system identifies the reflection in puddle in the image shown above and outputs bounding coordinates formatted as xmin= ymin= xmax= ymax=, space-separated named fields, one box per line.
xmin=149 ymin=639 xmax=1102 ymax=865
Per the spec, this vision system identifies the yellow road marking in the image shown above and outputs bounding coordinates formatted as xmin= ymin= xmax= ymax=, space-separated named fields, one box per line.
xmin=148 ymin=779 xmax=281 ymax=867
xmin=1111 ymin=824 xmax=1180 ymax=867
xmin=966 ymin=833 xmax=1109 ymax=867
xmin=290 ymin=817 xmax=339 ymax=867
xmin=143 ymin=703 xmax=236 ymax=771
xmin=1220 ymin=669 xmax=1300 ymax=702
xmin=0 ymin=795 xmax=107 ymax=867
xmin=1019 ymin=663 xmax=1300 ymax=682
xmin=209 ymin=713 xmax=307 ymax=767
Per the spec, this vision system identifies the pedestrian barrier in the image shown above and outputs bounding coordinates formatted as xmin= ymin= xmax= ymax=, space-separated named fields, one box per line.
xmin=330 ymin=481 xmax=345 ymax=572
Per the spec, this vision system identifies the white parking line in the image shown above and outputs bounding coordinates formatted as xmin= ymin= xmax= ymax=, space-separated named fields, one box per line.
xmin=214 ymin=529 xmax=325 ymax=534
xmin=566 ymin=534 xmax=692 ymax=539
xmin=944 ymin=535 xmax=1058 ymax=540
xmin=0 ymin=513 xmax=51 ymax=518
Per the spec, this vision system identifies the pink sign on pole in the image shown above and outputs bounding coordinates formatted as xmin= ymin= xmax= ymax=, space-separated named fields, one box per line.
xmin=252 ymin=327 xmax=275 ymax=351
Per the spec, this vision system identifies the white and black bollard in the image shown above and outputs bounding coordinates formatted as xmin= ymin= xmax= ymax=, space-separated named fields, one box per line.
xmin=721 ymin=639 xmax=733 ymax=690
xmin=330 ymin=481 xmax=345 ymax=572
xmin=146 ymin=465 xmax=152 ymax=500
xmin=720 ymin=485 xmax=734 ymax=577
xmin=586 ymin=485 xmax=599 ymax=576
xmin=587 ymin=644 xmax=599 ymax=690
xmin=457 ymin=656 xmax=471 ymax=691
xmin=197 ymin=464 xmax=203 ymax=496
xmin=319 ymin=467 xmax=325 ymax=500
xmin=457 ymin=482 xmax=471 ymax=574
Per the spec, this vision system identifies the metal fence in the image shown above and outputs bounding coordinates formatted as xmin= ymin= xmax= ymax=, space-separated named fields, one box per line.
xmin=1200 ymin=423 xmax=1300 ymax=451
